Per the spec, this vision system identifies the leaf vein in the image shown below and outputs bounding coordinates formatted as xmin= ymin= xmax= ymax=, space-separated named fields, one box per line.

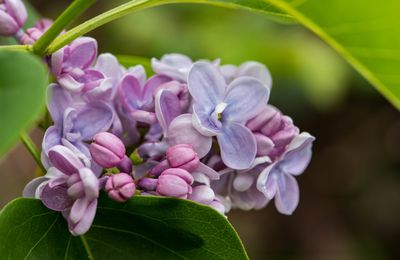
xmin=91 ymin=224 xmax=189 ymax=259
xmin=23 ymin=214 xmax=59 ymax=260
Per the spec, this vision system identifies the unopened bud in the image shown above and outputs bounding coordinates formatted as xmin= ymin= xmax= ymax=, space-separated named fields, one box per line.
xmin=105 ymin=173 xmax=136 ymax=202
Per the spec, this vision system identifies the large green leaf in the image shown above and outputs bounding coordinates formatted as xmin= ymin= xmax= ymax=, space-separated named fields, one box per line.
xmin=0 ymin=196 xmax=248 ymax=259
xmin=263 ymin=0 xmax=400 ymax=108
xmin=0 ymin=50 xmax=47 ymax=158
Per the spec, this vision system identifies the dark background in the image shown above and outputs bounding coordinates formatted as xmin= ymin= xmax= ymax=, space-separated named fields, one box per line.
xmin=1 ymin=1 xmax=399 ymax=259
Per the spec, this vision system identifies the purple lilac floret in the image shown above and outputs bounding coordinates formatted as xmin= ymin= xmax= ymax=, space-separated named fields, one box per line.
xmin=188 ymin=61 xmax=270 ymax=169
xmin=0 ymin=0 xmax=27 ymax=36
xmin=23 ymin=145 xmax=100 ymax=236
xmin=17 ymin=11 xmax=315 ymax=235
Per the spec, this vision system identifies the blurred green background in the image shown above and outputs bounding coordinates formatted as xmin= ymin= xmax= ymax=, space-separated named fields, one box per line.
xmin=1 ymin=1 xmax=399 ymax=259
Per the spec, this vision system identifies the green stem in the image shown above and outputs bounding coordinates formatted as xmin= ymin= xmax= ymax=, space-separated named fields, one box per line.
xmin=0 ymin=45 xmax=32 ymax=51
xmin=80 ymin=235 xmax=94 ymax=260
xmin=47 ymin=0 xmax=157 ymax=54
xmin=20 ymin=132 xmax=46 ymax=173
xmin=33 ymin=0 xmax=97 ymax=56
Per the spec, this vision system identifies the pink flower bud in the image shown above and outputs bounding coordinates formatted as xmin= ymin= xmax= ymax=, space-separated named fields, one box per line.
xmin=246 ymin=105 xmax=299 ymax=159
xmin=156 ymin=168 xmax=194 ymax=199
xmin=166 ymin=144 xmax=199 ymax=172
xmin=254 ymin=133 xmax=274 ymax=156
xmin=105 ymin=173 xmax=136 ymax=202
xmin=18 ymin=18 xmax=53 ymax=45
xmin=0 ymin=0 xmax=27 ymax=36
xmin=90 ymin=132 xmax=126 ymax=168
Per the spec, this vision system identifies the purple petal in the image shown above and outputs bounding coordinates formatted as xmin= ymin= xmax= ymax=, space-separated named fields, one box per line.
xmin=5 ymin=0 xmax=27 ymax=26
xmin=189 ymin=185 xmax=215 ymax=205
xmin=217 ymin=122 xmax=257 ymax=170
xmin=256 ymin=164 xmax=275 ymax=198
xmin=50 ymin=48 xmax=64 ymax=76
xmin=188 ymin=62 xmax=225 ymax=107
xmin=254 ymin=133 xmax=274 ymax=156
xmin=233 ymin=172 xmax=254 ymax=192
xmin=68 ymin=199 xmax=97 ymax=236
xmin=62 ymin=108 xmax=77 ymax=140
xmin=167 ymin=114 xmax=212 ymax=158
xmin=42 ymin=126 xmax=62 ymax=154
xmin=126 ymin=65 xmax=146 ymax=86
xmin=118 ymin=74 xmax=142 ymax=111
xmin=237 ymin=61 xmax=272 ymax=88
xmin=48 ymin=145 xmax=84 ymax=175
xmin=246 ymin=105 xmax=278 ymax=132
xmin=223 ymin=77 xmax=269 ymax=122
xmin=145 ymin=123 xmax=163 ymax=142
xmin=78 ymin=168 xmax=99 ymax=200
xmin=155 ymin=90 xmax=181 ymax=133
xmin=46 ymin=167 xmax=68 ymax=180
xmin=275 ymin=173 xmax=299 ymax=215
xmin=69 ymin=197 xmax=90 ymax=224
xmin=83 ymin=78 xmax=114 ymax=102
xmin=142 ymin=75 xmax=172 ymax=106
xmin=94 ymin=53 xmax=125 ymax=83
xmin=192 ymin=105 xmax=221 ymax=136
xmin=79 ymin=69 xmax=105 ymax=95
xmin=48 ymin=176 xmax=68 ymax=189
xmin=230 ymin=183 xmax=269 ymax=211
xmin=40 ymin=183 xmax=73 ymax=211
xmin=138 ymin=141 xmax=169 ymax=159
xmin=194 ymin=162 xmax=219 ymax=180
xmin=58 ymin=73 xmax=84 ymax=92
xmin=134 ymin=160 xmax=159 ymax=179
xmin=130 ymin=110 xmax=157 ymax=124
xmin=33 ymin=18 xmax=52 ymax=32
xmin=62 ymin=140 xmax=91 ymax=168
xmin=220 ymin=64 xmax=238 ymax=83
xmin=0 ymin=10 xmax=19 ymax=35
xmin=192 ymin=172 xmax=210 ymax=186
xmin=23 ymin=177 xmax=48 ymax=198
xmin=80 ymin=69 xmax=104 ymax=84
xmin=74 ymin=102 xmax=114 ymax=140
xmin=281 ymin=133 xmax=314 ymax=176
xmin=47 ymin=84 xmax=73 ymax=125
xmin=66 ymin=37 xmax=97 ymax=69
xmin=151 ymin=53 xmax=192 ymax=82
xmin=110 ymin=113 xmax=123 ymax=137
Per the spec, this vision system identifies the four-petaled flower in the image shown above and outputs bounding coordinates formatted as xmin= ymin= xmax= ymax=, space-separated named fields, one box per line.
xmin=188 ymin=62 xmax=270 ymax=169
xmin=257 ymin=133 xmax=315 ymax=215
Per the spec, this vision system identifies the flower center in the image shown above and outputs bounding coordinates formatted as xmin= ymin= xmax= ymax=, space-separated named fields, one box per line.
xmin=215 ymin=102 xmax=228 ymax=120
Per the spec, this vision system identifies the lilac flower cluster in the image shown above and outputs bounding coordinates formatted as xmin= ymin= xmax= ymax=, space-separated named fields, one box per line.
xmin=7 ymin=0 xmax=315 ymax=236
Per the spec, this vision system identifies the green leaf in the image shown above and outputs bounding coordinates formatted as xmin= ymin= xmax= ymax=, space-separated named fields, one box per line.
xmin=33 ymin=0 xmax=97 ymax=55
xmin=263 ymin=0 xmax=400 ymax=109
xmin=0 ymin=196 xmax=248 ymax=259
xmin=0 ymin=50 xmax=47 ymax=158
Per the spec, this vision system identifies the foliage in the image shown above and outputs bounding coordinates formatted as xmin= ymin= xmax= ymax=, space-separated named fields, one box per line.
xmin=0 ymin=0 xmax=399 ymax=258
xmin=0 ymin=50 xmax=47 ymax=157
xmin=0 ymin=195 xmax=248 ymax=259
